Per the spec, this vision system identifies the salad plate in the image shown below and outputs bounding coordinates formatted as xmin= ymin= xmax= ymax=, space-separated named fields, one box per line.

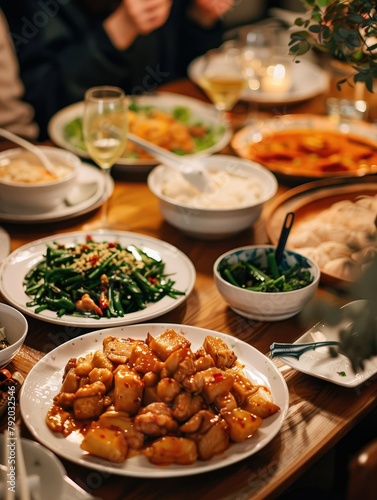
xmin=276 ymin=300 xmax=377 ymax=387
xmin=188 ymin=56 xmax=328 ymax=105
xmin=0 ymin=231 xmax=196 ymax=328
xmin=20 ymin=323 xmax=289 ymax=478
xmin=48 ymin=92 xmax=232 ymax=172
xmin=0 ymin=162 xmax=113 ymax=224
xmin=0 ymin=226 xmax=10 ymax=261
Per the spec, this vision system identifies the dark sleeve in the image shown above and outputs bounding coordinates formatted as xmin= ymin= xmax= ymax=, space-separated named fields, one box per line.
xmin=0 ymin=1 xmax=147 ymax=139
xmin=183 ymin=17 xmax=224 ymax=66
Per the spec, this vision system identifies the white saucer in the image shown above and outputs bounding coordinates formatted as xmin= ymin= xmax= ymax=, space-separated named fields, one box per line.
xmin=0 ymin=163 xmax=113 ymax=224
xmin=0 ymin=226 xmax=10 ymax=261
xmin=188 ymin=56 xmax=329 ymax=105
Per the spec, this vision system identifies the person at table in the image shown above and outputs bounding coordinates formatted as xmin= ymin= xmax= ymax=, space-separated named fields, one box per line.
xmin=0 ymin=9 xmax=38 ymax=139
xmin=0 ymin=0 xmax=234 ymax=140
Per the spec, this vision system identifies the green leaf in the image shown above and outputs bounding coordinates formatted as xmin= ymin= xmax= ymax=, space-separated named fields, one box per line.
xmin=309 ymin=24 xmax=323 ymax=33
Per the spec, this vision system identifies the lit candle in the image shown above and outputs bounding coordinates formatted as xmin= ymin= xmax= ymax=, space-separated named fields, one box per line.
xmin=262 ymin=63 xmax=291 ymax=93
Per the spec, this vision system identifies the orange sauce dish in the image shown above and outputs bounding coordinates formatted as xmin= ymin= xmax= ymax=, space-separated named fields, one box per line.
xmin=247 ymin=128 xmax=377 ymax=177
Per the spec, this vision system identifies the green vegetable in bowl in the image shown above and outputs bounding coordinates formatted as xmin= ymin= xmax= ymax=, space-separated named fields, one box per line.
xmin=219 ymin=252 xmax=314 ymax=293
xmin=23 ymin=236 xmax=185 ymax=319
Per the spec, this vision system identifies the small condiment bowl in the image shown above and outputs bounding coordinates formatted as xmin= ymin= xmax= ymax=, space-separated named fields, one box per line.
xmin=0 ymin=146 xmax=80 ymax=213
xmin=213 ymin=245 xmax=320 ymax=321
xmin=0 ymin=303 xmax=28 ymax=368
xmin=147 ymin=155 xmax=278 ymax=239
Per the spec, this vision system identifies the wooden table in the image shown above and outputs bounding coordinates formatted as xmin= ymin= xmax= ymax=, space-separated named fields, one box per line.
xmin=1 ymin=77 xmax=377 ymax=500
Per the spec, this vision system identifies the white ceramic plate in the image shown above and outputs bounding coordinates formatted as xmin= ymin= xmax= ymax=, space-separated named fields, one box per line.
xmin=0 ymin=226 xmax=10 ymax=261
xmin=0 ymin=163 xmax=113 ymax=224
xmin=48 ymin=92 xmax=232 ymax=172
xmin=0 ymin=231 xmax=195 ymax=328
xmin=188 ymin=56 xmax=329 ymax=105
xmin=20 ymin=323 xmax=289 ymax=478
xmin=277 ymin=300 xmax=377 ymax=387
xmin=231 ymin=114 xmax=377 ymax=179
xmin=0 ymin=435 xmax=66 ymax=500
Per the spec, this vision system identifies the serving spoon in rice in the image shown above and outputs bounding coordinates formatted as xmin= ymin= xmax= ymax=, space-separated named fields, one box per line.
xmin=127 ymin=132 xmax=213 ymax=192
xmin=0 ymin=127 xmax=58 ymax=178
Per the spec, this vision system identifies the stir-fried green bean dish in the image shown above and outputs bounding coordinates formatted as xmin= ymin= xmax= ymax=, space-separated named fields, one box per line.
xmin=23 ymin=236 xmax=185 ymax=319
xmin=218 ymin=251 xmax=314 ymax=292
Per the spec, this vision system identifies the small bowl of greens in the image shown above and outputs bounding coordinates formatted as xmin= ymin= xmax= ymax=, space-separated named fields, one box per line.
xmin=213 ymin=245 xmax=320 ymax=321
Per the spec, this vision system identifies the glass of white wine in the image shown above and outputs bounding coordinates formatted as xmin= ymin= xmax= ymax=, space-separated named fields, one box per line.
xmin=83 ymin=85 xmax=128 ymax=229
xmin=197 ymin=44 xmax=247 ymax=120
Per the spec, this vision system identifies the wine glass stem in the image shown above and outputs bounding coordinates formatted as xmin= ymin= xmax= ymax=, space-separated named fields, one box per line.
xmin=100 ymin=168 xmax=112 ymax=227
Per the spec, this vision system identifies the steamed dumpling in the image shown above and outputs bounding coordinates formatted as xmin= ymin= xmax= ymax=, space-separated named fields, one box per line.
xmin=352 ymin=246 xmax=377 ymax=265
xmin=296 ymin=246 xmax=330 ymax=268
xmin=323 ymin=257 xmax=360 ymax=281
xmin=354 ymin=195 xmax=377 ymax=211
xmin=288 ymin=230 xmax=322 ymax=248
xmin=348 ymin=229 xmax=377 ymax=250
xmin=318 ymin=241 xmax=352 ymax=259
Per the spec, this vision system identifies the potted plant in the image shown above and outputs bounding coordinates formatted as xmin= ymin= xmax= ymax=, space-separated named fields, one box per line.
xmin=289 ymin=0 xmax=377 ymax=91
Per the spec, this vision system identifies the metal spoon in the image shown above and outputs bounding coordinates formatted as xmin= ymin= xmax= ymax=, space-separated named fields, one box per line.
xmin=0 ymin=127 xmax=58 ymax=178
xmin=275 ymin=211 xmax=295 ymax=264
xmin=127 ymin=132 xmax=212 ymax=192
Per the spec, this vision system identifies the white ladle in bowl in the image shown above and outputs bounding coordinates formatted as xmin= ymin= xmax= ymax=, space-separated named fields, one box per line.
xmin=127 ymin=132 xmax=212 ymax=192
xmin=0 ymin=128 xmax=58 ymax=178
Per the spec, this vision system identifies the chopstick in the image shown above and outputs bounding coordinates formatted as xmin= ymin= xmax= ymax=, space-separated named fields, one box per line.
xmin=15 ymin=427 xmax=31 ymax=500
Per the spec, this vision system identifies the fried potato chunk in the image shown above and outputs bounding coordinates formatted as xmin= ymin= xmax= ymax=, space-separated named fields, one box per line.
xmin=203 ymin=336 xmax=237 ymax=368
xmin=103 ymin=336 xmax=142 ymax=364
xmin=60 ymin=367 xmax=79 ymax=394
xmin=88 ymin=368 xmax=113 ymax=392
xmin=113 ymin=365 xmax=143 ymax=415
xmin=144 ymin=436 xmax=198 ymax=465
xmin=80 ymin=425 xmax=127 ymax=463
xmin=221 ymin=408 xmax=263 ymax=442
xmin=147 ymin=329 xmax=191 ymax=361
xmin=98 ymin=409 xmax=144 ymax=450
xmin=129 ymin=342 xmax=163 ymax=374
xmin=242 ymin=386 xmax=280 ymax=419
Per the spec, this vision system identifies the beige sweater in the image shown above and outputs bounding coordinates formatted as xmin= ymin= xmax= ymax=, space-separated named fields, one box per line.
xmin=0 ymin=11 xmax=38 ymax=139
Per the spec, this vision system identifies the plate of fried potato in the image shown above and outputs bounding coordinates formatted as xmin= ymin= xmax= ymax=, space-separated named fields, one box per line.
xmin=48 ymin=92 xmax=232 ymax=172
xmin=20 ymin=324 xmax=288 ymax=477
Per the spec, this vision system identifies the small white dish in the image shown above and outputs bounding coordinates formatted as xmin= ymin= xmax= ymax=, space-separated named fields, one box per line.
xmin=0 ymin=302 xmax=28 ymax=368
xmin=277 ymin=300 xmax=377 ymax=387
xmin=0 ymin=146 xmax=80 ymax=213
xmin=0 ymin=435 xmax=66 ymax=500
xmin=0 ymin=226 xmax=10 ymax=262
xmin=0 ymin=163 xmax=112 ymax=224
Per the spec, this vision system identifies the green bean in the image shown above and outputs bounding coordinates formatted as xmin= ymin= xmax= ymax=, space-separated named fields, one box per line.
xmin=23 ymin=239 xmax=185 ymax=319
xmin=221 ymin=254 xmax=313 ymax=293
xmin=267 ymin=253 xmax=280 ymax=280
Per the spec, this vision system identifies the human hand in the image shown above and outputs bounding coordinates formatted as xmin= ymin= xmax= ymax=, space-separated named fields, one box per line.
xmin=188 ymin=0 xmax=235 ymax=27
xmin=121 ymin=0 xmax=173 ymax=35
